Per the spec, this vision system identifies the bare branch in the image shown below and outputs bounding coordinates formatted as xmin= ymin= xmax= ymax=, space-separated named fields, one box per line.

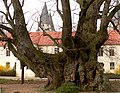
xmin=39 ymin=25 xmax=68 ymax=52
xmin=3 ymin=0 xmax=14 ymax=27
xmin=75 ymin=0 xmax=95 ymax=44
xmin=40 ymin=26 xmax=60 ymax=46
xmin=56 ymin=0 xmax=63 ymax=20
xmin=96 ymin=0 xmax=111 ymax=49
xmin=7 ymin=42 xmax=32 ymax=67
xmin=110 ymin=20 xmax=120 ymax=34
xmin=21 ymin=0 xmax=25 ymax=7
xmin=60 ymin=0 xmax=73 ymax=48
xmin=99 ymin=0 xmax=111 ymax=31
xmin=0 ymin=29 xmax=14 ymax=43
xmin=78 ymin=0 xmax=95 ymax=24
xmin=0 ymin=11 xmax=13 ymax=26
xmin=0 ymin=24 xmax=13 ymax=33
xmin=0 ymin=28 xmax=7 ymax=37
xmin=108 ymin=3 xmax=120 ymax=21
xmin=0 ymin=37 xmax=14 ymax=43
xmin=11 ymin=0 xmax=29 ymax=38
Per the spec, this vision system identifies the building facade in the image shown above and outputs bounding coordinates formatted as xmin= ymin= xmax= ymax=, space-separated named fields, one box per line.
xmin=0 ymin=30 xmax=120 ymax=78
xmin=98 ymin=30 xmax=120 ymax=73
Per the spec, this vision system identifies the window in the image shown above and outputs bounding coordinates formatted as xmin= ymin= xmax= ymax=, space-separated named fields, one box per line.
xmin=13 ymin=62 xmax=16 ymax=70
xmin=99 ymin=62 xmax=104 ymax=68
xmin=109 ymin=47 xmax=114 ymax=56
xmin=98 ymin=47 xmax=103 ymax=56
xmin=6 ymin=48 xmax=10 ymax=56
xmin=6 ymin=62 xmax=10 ymax=69
xmin=110 ymin=62 xmax=115 ymax=69
xmin=39 ymin=48 xmax=43 ymax=52
xmin=54 ymin=48 xmax=59 ymax=53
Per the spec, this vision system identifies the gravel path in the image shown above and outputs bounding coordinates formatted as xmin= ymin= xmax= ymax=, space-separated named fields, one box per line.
xmin=0 ymin=83 xmax=55 ymax=93
xmin=0 ymin=80 xmax=119 ymax=93
xmin=0 ymin=84 xmax=42 ymax=93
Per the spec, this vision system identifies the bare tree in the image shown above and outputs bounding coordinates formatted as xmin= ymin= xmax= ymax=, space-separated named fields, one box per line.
xmin=0 ymin=0 xmax=120 ymax=91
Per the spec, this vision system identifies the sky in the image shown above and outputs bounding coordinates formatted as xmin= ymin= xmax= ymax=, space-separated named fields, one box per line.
xmin=22 ymin=0 xmax=56 ymax=31
xmin=1 ymin=0 xmax=119 ymax=32
xmin=22 ymin=0 xmax=80 ymax=31
xmin=0 ymin=0 xmax=80 ymax=32
xmin=22 ymin=0 xmax=119 ymax=31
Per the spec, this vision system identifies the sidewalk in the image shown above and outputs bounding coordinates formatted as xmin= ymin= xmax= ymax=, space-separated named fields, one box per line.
xmin=0 ymin=76 xmax=47 ymax=80
xmin=0 ymin=76 xmax=120 ymax=82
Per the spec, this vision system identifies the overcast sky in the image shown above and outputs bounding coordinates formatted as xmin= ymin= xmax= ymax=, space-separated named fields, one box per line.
xmin=0 ymin=0 xmax=80 ymax=31
xmin=0 ymin=0 xmax=120 ymax=31
xmin=22 ymin=0 xmax=80 ymax=31
xmin=23 ymin=0 xmax=58 ymax=31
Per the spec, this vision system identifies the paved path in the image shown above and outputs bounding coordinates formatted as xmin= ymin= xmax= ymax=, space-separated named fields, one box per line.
xmin=0 ymin=76 xmax=47 ymax=80
xmin=0 ymin=76 xmax=120 ymax=81
xmin=0 ymin=84 xmax=41 ymax=93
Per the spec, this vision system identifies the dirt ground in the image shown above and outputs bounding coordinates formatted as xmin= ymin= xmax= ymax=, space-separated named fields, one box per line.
xmin=0 ymin=84 xmax=42 ymax=93
xmin=0 ymin=79 xmax=54 ymax=93
xmin=0 ymin=80 xmax=120 ymax=93
xmin=110 ymin=80 xmax=120 ymax=92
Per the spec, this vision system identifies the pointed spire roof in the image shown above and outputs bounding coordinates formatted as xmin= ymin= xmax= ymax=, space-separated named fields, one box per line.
xmin=48 ymin=13 xmax=55 ymax=31
xmin=40 ymin=2 xmax=49 ymax=24
xmin=39 ymin=2 xmax=55 ymax=31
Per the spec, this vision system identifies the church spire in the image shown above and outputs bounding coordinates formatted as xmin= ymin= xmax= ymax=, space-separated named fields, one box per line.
xmin=38 ymin=2 xmax=55 ymax=31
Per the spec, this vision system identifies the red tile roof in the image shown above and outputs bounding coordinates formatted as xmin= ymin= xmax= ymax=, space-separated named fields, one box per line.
xmin=0 ymin=30 xmax=120 ymax=47
xmin=30 ymin=30 xmax=120 ymax=45
xmin=29 ymin=31 xmax=62 ymax=46
xmin=105 ymin=30 xmax=120 ymax=45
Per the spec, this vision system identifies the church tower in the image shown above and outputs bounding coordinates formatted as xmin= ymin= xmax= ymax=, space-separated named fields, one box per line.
xmin=37 ymin=2 xmax=55 ymax=31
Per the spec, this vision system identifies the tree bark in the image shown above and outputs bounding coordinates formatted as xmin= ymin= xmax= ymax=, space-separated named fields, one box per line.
xmin=45 ymin=72 xmax=65 ymax=90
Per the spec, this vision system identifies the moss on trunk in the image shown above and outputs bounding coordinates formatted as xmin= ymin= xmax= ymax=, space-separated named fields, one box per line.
xmin=45 ymin=72 xmax=65 ymax=90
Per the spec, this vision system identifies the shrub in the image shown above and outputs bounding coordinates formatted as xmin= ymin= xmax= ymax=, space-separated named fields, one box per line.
xmin=0 ymin=79 xmax=11 ymax=84
xmin=0 ymin=65 xmax=16 ymax=76
xmin=0 ymin=65 xmax=9 ymax=71
xmin=105 ymin=73 xmax=120 ymax=79
xmin=56 ymin=82 xmax=80 ymax=93
xmin=0 ymin=69 xmax=16 ymax=76
xmin=115 ymin=65 xmax=120 ymax=74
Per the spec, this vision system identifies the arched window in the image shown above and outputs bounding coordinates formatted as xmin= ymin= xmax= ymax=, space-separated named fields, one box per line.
xmin=109 ymin=47 xmax=114 ymax=56
xmin=54 ymin=48 xmax=59 ymax=53
xmin=110 ymin=62 xmax=115 ymax=69
xmin=6 ymin=62 xmax=10 ymax=69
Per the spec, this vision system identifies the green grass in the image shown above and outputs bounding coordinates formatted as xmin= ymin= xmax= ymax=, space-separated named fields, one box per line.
xmin=56 ymin=82 xmax=80 ymax=93
xmin=0 ymin=79 xmax=12 ymax=84
xmin=105 ymin=73 xmax=120 ymax=79
xmin=0 ymin=69 xmax=16 ymax=76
